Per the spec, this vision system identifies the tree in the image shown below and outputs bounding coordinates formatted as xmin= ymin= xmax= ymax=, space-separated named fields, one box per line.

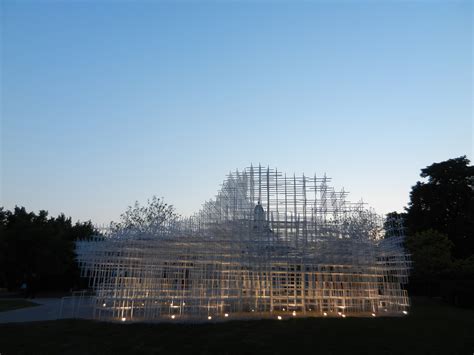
xmin=0 ymin=206 xmax=97 ymax=292
xmin=111 ymin=196 xmax=180 ymax=235
xmin=405 ymin=156 xmax=474 ymax=259
xmin=384 ymin=211 xmax=406 ymax=238
xmin=405 ymin=230 xmax=453 ymax=278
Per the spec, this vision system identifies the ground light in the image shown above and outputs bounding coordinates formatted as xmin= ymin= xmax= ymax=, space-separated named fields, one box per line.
xmin=224 ymin=313 xmax=229 ymax=317
xmin=277 ymin=316 xmax=282 ymax=320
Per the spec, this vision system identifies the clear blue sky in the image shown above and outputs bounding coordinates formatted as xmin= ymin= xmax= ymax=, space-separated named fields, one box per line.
xmin=1 ymin=0 xmax=472 ymax=225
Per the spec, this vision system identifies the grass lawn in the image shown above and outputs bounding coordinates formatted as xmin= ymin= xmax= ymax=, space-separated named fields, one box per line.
xmin=0 ymin=298 xmax=472 ymax=355
xmin=0 ymin=299 xmax=39 ymax=312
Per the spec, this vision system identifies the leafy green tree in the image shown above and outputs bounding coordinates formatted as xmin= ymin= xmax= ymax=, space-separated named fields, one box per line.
xmin=452 ymin=255 xmax=474 ymax=279
xmin=0 ymin=207 xmax=96 ymax=292
xmin=111 ymin=196 xmax=180 ymax=235
xmin=384 ymin=211 xmax=406 ymax=238
xmin=405 ymin=230 xmax=453 ymax=278
xmin=405 ymin=156 xmax=474 ymax=259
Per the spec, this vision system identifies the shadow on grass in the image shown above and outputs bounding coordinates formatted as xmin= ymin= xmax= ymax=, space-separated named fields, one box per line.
xmin=0 ymin=299 xmax=40 ymax=312
xmin=0 ymin=297 xmax=472 ymax=355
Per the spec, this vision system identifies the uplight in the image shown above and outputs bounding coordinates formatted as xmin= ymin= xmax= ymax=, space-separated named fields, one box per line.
xmin=224 ymin=313 xmax=229 ymax=317
xmin=277 ymin=316 xmax=282 ymax=320
xmin=121 ymin=317 xmax=126 ymax=322
xmin=171 ymin=315 xmax=175 ymax=319
xmin=402 ymin=311 xmax=408 ymax=315
xmin=323 ymin=312 xmax=327 ymax=316
xmin=292 ymin=311 xmax=296 ymax=316
xmin=371 ymin=313 xmax=376 ymax=317
xmin=208 ymin=316 xmax=212 ymax=320
xmin=341 ymin=314 xmax=346 ymax=318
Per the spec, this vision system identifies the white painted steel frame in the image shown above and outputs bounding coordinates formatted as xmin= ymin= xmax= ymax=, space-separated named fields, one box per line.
xmin=76 ymin=165 xmax=410 ymax=322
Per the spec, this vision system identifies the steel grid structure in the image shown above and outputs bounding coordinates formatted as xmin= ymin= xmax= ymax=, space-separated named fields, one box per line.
xmin=76 ymin=165 xmax=410 ymax=322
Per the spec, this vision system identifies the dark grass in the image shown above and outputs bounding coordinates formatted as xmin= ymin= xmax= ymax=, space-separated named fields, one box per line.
xmin=0 ymin=298 xmax=473 ymax=355
xmin=0 ymin=299 xmax=39 ymax=312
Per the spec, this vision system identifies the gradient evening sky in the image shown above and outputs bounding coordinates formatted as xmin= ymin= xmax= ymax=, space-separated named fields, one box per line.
xmin=1 ymin=0 xmax=472 ymax=225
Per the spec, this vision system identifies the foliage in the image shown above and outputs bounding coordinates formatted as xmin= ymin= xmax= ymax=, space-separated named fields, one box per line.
xmin=452 ymin=255 xmax=474 ymax=279
xmin=405 ymin=156 xmax=474 ymax=259
xmin=111 ymin=196 xmax=180 ymax=235
xmin=0 ymin=206 xmax=97 ymax=291
xmin=384 ymin=211 xmax=406 ymax=238
xmin=405 ymin=230 xmax=453 ymax=278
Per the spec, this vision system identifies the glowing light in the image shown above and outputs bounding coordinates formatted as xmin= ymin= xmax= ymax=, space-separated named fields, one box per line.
xmin=371 ymin=313 xmax=376 ymax=317
xmin=282 ymin=308 xmax=286 ymax=311
xmin=402 ymin=311 xmax=408 ymax=315
xmin=171 ymin=315 xmax=175 ymax=319
xmin=208 ymin=316 xmax=212 ymax=320
xmin=251 ymin=309 xmax=255 ymax=312
xmin=323 ymin=312 xmax=327 ymax=316
xmin=337 ymin=312 xmax=342 ymax=316
xmin=224 ymin=313 xmax=229 ymax=317
xmin=292 ymin=311 xmax=296 ymax=316
xmin=341 ymin=314 xmax=346 ymax=318
xmin=102 ymin=303 xmax=106 ymax=307
xmin=277 ymin=316 xmax=282 ymax=320
xmin=121 ymin=317 xmax=126 ymax=322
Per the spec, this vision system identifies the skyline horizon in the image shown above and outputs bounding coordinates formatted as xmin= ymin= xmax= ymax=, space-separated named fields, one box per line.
xmin=3 ymin=157 xmax=472 ymax=225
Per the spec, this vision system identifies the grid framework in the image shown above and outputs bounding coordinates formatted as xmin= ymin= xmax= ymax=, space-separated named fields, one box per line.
xmin=76 ymin=165 xmax=411 ymax=322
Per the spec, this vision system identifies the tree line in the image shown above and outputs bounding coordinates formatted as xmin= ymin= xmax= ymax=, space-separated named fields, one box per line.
xmin=1 ymin=157 xmax=472 ymax=300
xmin=388 ymin=156 xmax=474 ymax=305
xmin=0 ymin=208 xmax=96 ymax=293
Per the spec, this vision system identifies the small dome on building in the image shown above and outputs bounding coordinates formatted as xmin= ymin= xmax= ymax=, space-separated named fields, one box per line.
xmin=253 ymin=201 xmax=266 ymax=230
xmin=254 ymin=201 xmax=265 ymax=219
